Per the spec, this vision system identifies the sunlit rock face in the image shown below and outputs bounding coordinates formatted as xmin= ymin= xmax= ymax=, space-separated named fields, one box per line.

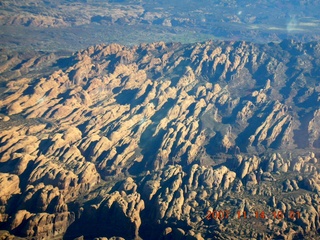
xmin=0 ymin=40 xmax=320 ymax=239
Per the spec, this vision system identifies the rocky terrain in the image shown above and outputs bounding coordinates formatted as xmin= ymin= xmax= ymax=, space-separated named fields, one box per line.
xmin=0 ymin=40 xmax=320 ymax=239
xmin=2 ymin=0 xmax=320 ymax=30
xmin=2 ymin=0 xmax=320 ymax=52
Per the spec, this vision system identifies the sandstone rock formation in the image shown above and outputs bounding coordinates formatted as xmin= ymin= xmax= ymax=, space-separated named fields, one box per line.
xmin=1 ymin=40 xmax=320 ymax=239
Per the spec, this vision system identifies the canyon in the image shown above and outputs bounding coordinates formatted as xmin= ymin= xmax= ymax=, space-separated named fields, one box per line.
xmin=0 ymin=39 xmax=320 ymax=239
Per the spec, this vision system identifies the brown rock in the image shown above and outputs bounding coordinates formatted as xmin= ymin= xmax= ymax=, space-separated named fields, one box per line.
xmin=0 ymin=173 xmax=20 ymax=202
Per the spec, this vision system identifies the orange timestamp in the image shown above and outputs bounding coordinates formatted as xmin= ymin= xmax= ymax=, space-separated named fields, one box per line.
xmin=205 ymin=210 xmax=300 ymax=220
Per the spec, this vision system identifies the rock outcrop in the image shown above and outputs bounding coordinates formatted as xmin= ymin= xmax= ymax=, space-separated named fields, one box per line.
xmin=1 ymin=40 xmax=320 ymax=239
